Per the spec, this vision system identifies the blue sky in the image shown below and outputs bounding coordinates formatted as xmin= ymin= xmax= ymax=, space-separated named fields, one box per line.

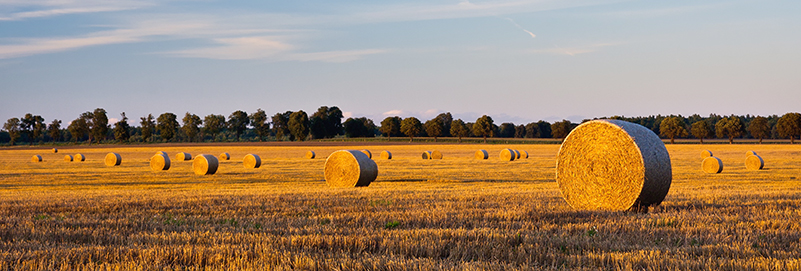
xmin=1 ymin=0 xmax=800 ymax=126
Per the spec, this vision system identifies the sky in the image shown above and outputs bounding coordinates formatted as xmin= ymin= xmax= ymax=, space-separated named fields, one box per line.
xmin=1 ymin=0 xmax=800 ymax=126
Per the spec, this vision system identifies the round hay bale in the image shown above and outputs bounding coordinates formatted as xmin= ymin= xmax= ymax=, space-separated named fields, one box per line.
xmin=380 ymin=150 xmax=392 ymax=160
xmin=702 ymin=156 xmax=723 ymax=174
xmin=193 ymin=154 xmax=218 ymax=175
xmin=522 ymin=150 xmax=529 ymax=159
xmin=31 ymin=155 xmax=42 ymax=162
xmin=430 ymin=150 xmax=443 ymax=159
xmin=104 ymin=153 xmax=122 ymax=166
xmin=745 ymin=155 xmax=764 ymax=170
xmin=361 ymin=150 xmax=372 ymax=159
xmin=500 ymin=149 xmax=516 ymax=161
xmin=176 ymin=152 xmax=192 ymax=161
xmin=746 ymin=150 xmax=757 ymax=156
xmin=52 ymin=148 xmax=58 ymax=153
xmin=556 ymin=119 xmax=672 ymax=211
xmin=475 ymin=150 xmax=489 ymax=159
xmin=74 ymin=154 xmax=85 ymax=162
xmin=156 ymin=151 xmax=167 ymax=155
xmin=219 ymin=153 xmax=230 ymax=160
xmin=324 ymin=150 xmax=378 ymax=188
xmin=64 ymin=155 xmax=73 ymax=162
xmin=701 ymin=150 xmax=713 ymax=158
xmin=422 ymin=151 xmax=432 ymax=159
xmin=306 ymin=151 xmax=316 ymax=159
xmin=150 ymin=153 xmax=170 ymax=171
xmin=514 ymin=150 xmax=521 ymax=159
xmin=243 ymin=154 xmax=261 ymax=169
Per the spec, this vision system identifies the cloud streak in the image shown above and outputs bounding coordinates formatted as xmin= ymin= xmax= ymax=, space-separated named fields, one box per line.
xmin=0 ymin=0 xmax=154 ymax=21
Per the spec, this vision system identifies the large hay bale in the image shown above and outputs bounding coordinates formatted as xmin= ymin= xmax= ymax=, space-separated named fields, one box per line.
xmin=306 ymin=151 xmax=316 ymax=159
xmin=430 ymin=150 xmax=443 ymax=159
xmin=31 ymin=155 xmax=42 ymax=162
xmin=64 ymin=155 xmax=73 ymax=162
xmin=150 ymin=153 xmax=170 ymax=171
xmin=176 ymin=152 xmax=192 ymax=161
xmin=52 ymin=148 xmax=58 ymax=153
xmin=193 ymin=154 xmax=218 ymax=175
xmin=219 ymin=153 xmax=230 ymax=160
xmin=74 ymin=153 xmax=85 ymax=162
xmin=243 ymin=154 xmax=261 ymax=169
xmin=745 ymin=155 xmax=764 ymax=170
xmin=104 ymin=153 xmax=122 ymax=166
xmin=701 ymin=150 xmax=713 ymax=158
xmin=324 ymin=150 xmax=378 ymax=188
xmin=556 ymin=119 xmax=672 ymax=211
xmin=746 ymin=150 xmax=757 ymax=156
xmin=422 ymin=151 xmax=432 ymax=159
xmin=702 ymin=156 xmax=723 ymax=173
xmin=514 ymin=150 xmax=521 ymax=159
xmin=522 ymin=150 xmax=529 ymax=159
xmin=361 ymin=150 xmax=372 ymax=159
xmin=475 ymin=150 xmax=489 ymax=159
xmin=500 ymin=149 xmax=516 ymax=161
xmin=380 ymin=150 xmax=392 ymax=160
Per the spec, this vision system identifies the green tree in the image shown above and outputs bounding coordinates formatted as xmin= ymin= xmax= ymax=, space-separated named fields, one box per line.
xmin=449 ymin=119 xmax=469 ymax=143
xmin=715 ymin=116 xmax=744 ymax=144
xmin=181 ymin=112 xmax=202 ymax=142
xmin=157 ymin=112 xmax=179 ymax=142
xmin=777 ymin=112 xmax=801 ymax=144
xmin=48 ymin=119 xmax=61 ymax=142
xmin=343 ymin=117 xmax=374 ymax=138
xmin=690 ymin=120 xmax=712 ymax=144
xmin=91 ymin=108 xmax=109 ymax=143
xmin=3 ymin=118 xmax=21 ymax=145
xmin=435 ymin=112 xmax=453 ymax=137
xmin=473 ymin=115 xmax=495 ymax=143
xmin=309 ymin=106 xmax=344 ymax=139
xmin=514 ymin=125 xmax=525 ymax=138
xmin=379 ymin=116 xmax=402 ymax=139
xmin=203 ymin=114 xmax=226 ymax=141
xmin=139 ymin=114 xmax=155 ymax=142
xmin=250 ymin=109 xmax=270 ymax=141
xmin=747 ymin=116 xmax=771 ymax=144
xmin=498 ymin=123 xmax=515 ymax=138
xmin=20 ymin=113 xmax=35 ymax=144
xmin=113 ymin=112 xmax=131 ymax=142
xmin=551 ymin=120 xmax=573 ymax=139
xmin=659 ymin=116 xmax=688 ymax=144
xmin=424 ymin=118 xmax=444 ymax=142
xmin=30 ymin=115 xmax=45 ymax=144
xmin=68 ymin=112 xmax=92 ymax=143
xmin=228 ymin=110 xmax=250 ymax=141
xmin=537 ymin=121 xmax=552 ymax=138
xmin=271 ymin=112 xmax=290 ymax=141
xmin=288 ymin=110 xmax=310 ymax=141
xmin=400 ymin=117 xmax=423 ymax=142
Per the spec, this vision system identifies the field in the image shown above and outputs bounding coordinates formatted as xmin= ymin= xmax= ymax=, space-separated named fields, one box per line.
xmin=1 ymin=143 xmax=801 ymax=270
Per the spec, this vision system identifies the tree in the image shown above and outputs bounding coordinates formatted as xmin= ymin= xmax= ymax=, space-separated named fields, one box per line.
xmin=747 ymin=116 xmax=771 ymax=144
xmin=157 ymin=112 xmax=179 ymax=142
xmin=48 ymin=119 xmax=61 ymax=142
xmin=498 ymin=123 xmax=516 ymax=138
xmin=380 ymin=116 xmax=402 ymax=139
xmin=91 ymin=108 xmax=109 ymax=143
xmin=288 ymin=110 xmax=310 ymax=141
xmin=113 ymin=112 xmax=131 ymax=142
xmin=309 ymin=106 xmax=344 ymax=139
xmin=659 ymin=116 xmax=688 ymax=144
xmin=715 ymin=116 xmax=744 ymax=144
xmin=3 ymin=118 xmax=21 ymax=145
xmin=435 ymin=112 xmax=453 ymax=137
xmin=181 ymin=112 xmax=202 ymax=142
xmin=690 ymin=120 xmax=712 ymax=144
xmin=271 ymin=112 xmax=290 ymax=141
xmin=514 ymin=125 xmax=525 ymax=138
xmin=473 ymin=115 xmax=495 ymax=143
xmin=29 ymin=115 xmax=45 ymax=144
xmin=250 ymin=109 xmax=270 ymax=141
xmin=140 ymin=114 xmax=155 ymax=142
xmin=424 ymin=118 xmax=444 ymax=142
xmin=450 ymin=119 xmax=469 ymax=143
xmin=400 ymin=117 xmax=423 ymax=142
xmin=68 ymin=112 xmax=92 ymax=143
xmin=344 ymin=117 xmax=374 ymax=138
xmin=20 ymin=113 xmax=35 ymax=144
xmin=777 ymin=112 xmax=801 ymax=144
xmin=551 ymin=120 xmax=574 ymax=139
xmin=228 ymin=110 xmax=249 ymax=140
xmin=203 ymin=114 xmax=226 ymax=141
xmin=537 ymin=121 xmax=552 ymax=138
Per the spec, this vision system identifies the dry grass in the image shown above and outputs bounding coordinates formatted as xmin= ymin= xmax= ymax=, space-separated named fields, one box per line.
xmin=1 ymin=144 xmax=801 ymax=270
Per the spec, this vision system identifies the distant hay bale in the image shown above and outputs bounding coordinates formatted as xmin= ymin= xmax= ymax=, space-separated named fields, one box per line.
xmin=380 ymin=150 xmax=392 ymax=160
xmin=176 ymin=152 xmax=192 ymax=161
xmin=64 ymin=155 xmax=73 ymax=162
xmin=243 ymin=154 xmax=261 ymax=169
xmin=499 ymin=149 xmax=516 ymax=161
xmin=430 ymin=150 xmax=443 ymax=159
xmin=522 ymin=150 xmax=529 ymax=159
xmin=475 ymin=150 xmax=489 ymax=159
xmin=701 ymin=150 xmax=713 ymax=158
xmin=31 ymin=155 xmax=42 ymax=162
xmin=514 ymin=150 xmax=521 ymax=159
xmin=556 ymin=119 xmax=672 ymax=211
xmin=361 ymin=150 xmax=372 ymax=159
xmin=193 ymin=154 xmax=218 ymax=175
xmin=324 ymin=150 xmax=378 ymax=188
xmin=74 ymin=154 xmax=85 ymax=162
xmin=219 ymin=153 xmax=230 ymax=160
xmin=746 ymin=150 xmax=757 ymax=156
xmin=150 ymin=153 xmax=171 ymax=171
xmin=422 ymin=151 xmax=432 ymax=159
xmin=745 ymin=155 xmax=764 ymax=170
xmin=104 ymin=153 xmax=122 ymax=166
xmin=702 ymin=156 xmax=723 ymax=174
xmin=52 ymin=148 xmax=58 ymax=153
xmin=306 ymin=151 xmax=316 ymax=159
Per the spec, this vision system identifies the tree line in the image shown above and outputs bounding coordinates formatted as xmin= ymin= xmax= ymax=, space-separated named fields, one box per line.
xmin=2 ymin=107 xmax=801 ymax=145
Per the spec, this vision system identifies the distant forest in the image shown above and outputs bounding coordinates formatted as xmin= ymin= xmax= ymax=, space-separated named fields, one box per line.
xmin=2 ymin=106 xmax=801 ymax=145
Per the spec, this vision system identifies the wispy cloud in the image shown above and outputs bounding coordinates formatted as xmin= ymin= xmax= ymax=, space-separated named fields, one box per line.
xmin=0 ymin=0 xmax=153 ymax=21
xmin=383 ymin=110 xmax=404 ymax=116
xmin=164 ymin=37 xmax=294 ymax=60
xmin=504 ymin=17 xmax=536 ymax=38
xmin=530 ymin=42 xmax=622 ymax=56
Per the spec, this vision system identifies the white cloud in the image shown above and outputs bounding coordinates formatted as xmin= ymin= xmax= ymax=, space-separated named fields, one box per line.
xmin=165 ymin=37 xmax=293 ymax=60
xmin=342 ymin=112 xmax=353 ymax=118
xmin=382 ymin=110 xmax=403 ymax=116
xmin=0 ymin=0 xmax=154 ymax=21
